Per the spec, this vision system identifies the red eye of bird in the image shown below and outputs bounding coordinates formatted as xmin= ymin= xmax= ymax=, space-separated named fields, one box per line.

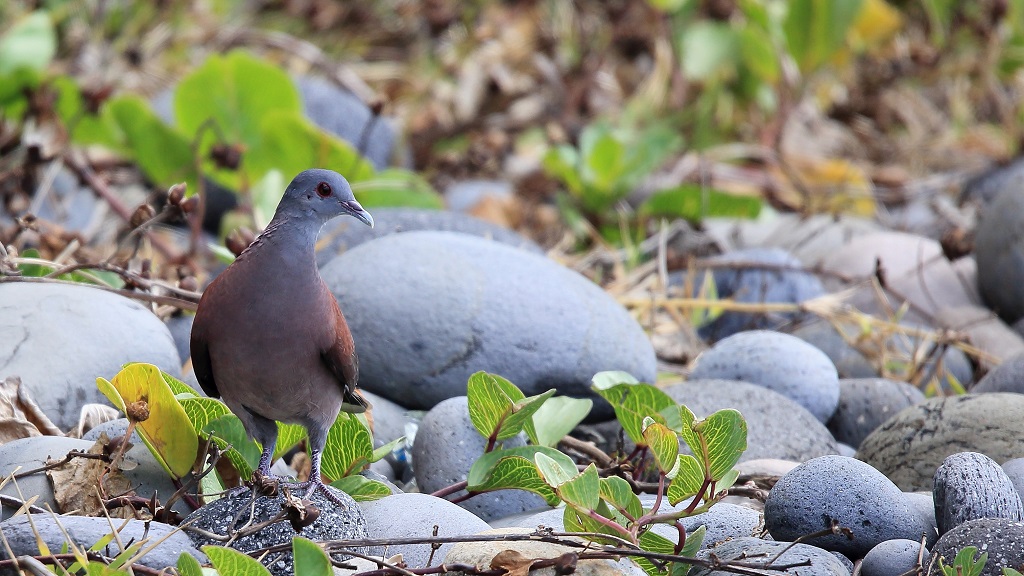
xmin=316 ymin=182 xmax=332 ymax=197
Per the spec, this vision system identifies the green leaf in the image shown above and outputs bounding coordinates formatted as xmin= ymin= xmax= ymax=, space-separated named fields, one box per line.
xmin=526 ymin=396 xmax=592 ymax=447
xmin=635 ymin=527 xmax=705 ymax=576
xmin=593 ymin=381 xmax=681 ymax=446
xmin=542 ymin=145 xmax=583 ymax=197
xmin=179 ymin=396 xmax=232 ymax=436
xmin=599 ymin=476 xmax=643 ymax=521
xmin=467 ymin=371 xmax=539 ymax=441
xmin=680 ymin=22 xmax=739 ymax=81
xmin=177 ymin=553 xmax=204 ymax=576
xmin=642 ymin=418 xmax=680 ymax=474
xmin=330 ymin=475 xmax=392 ymax=502
xmin=320 ymin=414 xmax=373 ymax=481
xmin=251 ymin=169 xmax=286 ymax=230
xmin=203 ymin=544 xmax=273 ymax=576
xmin=0 ymin=11 xmax=56 ymax=76
xmin=104 ymin=96 xmax=197 ymax=189
xmin=174 ymin=50 xmax=300 ymax=151
xmin=371 ymin=436 xmax=405 ymax=463
xmin=203 ymin=414 xmax=260 ymax=479
xmin=666 ymin=454 xmax=705 ymax=505
xmin=244 ymin=111 xmax=375 ymax=189
xmin=162 ymin=370 xmax=198 ymax=397
xmin=275 ymin=423 xmax=307 ymax=461
xmin=293 ymin=537 xmax=333 ymax=576
xmin=738 ymin=27 xmax=780 ymax=83
xmin=591 ymin=371 xmax=639 ymax=390
xmin=96 ymin=363 xmax=199 ymax=478
xmin=352 ymin=169 xmax=445 ymax=209
xmin=783 ymin=0 xmax=864 ymax=72
xmin=469 ymin=454 xmax=560 ymax=506
xmin=696 ymin=409 xmax=747 ymax=480
xmin=640 ymin=184 xmax=762 ymax=222
xmin=551 ymin=461 xmax=600 ymax=510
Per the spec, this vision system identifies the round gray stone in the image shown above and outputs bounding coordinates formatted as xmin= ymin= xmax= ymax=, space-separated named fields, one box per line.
xmin=1003 ymin=458 xmax=1024 ymax=499
xmin=905 ymin=491 xmax=939 ymax=542
xmin=692 ymin=537 xmax=850 ymax=575
xmin=962 ymin=159 xmax=1024 ymax=205
xmin=0 ymin=514 xmax=205 ymax=571
xmin=412 ymin=396 xmax=548 ymax=522
xmin=321 ymin=231 xmax=656 ymax=410
xmin=972 ymin=352 xmax=1024 ymax=393
xmin=929 ymin=518 xmax=1024 ymax=575
xmin=933 ymin=451 xmax=1024 ymax=535
xmin=857 ymin=394 xmax=1024 ymax=491
xmin=315 ymin=208 xmax=542 ymax=267
xmin=688 ymin=330 xmax=840 ymax=423
xmin=359 ymin=493 xmax=491 ymax=569
xmin=975 ymin=189 xmax=1024 ymax=323
xmin=664 ymin=380 xmax=838 ymax=463
xmin=764 ymin=455 xmax=933 ymax=556
xmin=296 ymin=76 xmax=397 ymax=170
xmin=827 ymin=378 xmax=925 ymax=449
xmin=183 ymin=485 xmax=366 ymax=576
xmin=861 ymin=539 xmax=928 ymax=576
xmin=0 ymin=283 xmax=182 ymax=430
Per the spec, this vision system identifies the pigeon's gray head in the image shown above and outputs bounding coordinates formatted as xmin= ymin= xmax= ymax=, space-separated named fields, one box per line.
xmin=279 ymin=169 xmax=373 ymax=228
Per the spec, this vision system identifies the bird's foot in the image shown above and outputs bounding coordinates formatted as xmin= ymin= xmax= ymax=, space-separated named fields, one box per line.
xmin=249 ymin=469 xmax=282 ymax=497
xmin=284 ymin=478 xmax=350 ymax=507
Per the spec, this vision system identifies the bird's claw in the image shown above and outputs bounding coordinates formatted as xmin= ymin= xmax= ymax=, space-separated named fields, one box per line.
xmin=250 ymin=470 xmax=282 ymax=497
xmin=284 ymin=478 xmax=349 ymax=507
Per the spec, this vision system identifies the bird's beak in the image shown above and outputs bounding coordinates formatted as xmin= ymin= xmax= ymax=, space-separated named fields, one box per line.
xmin=342 ymin=200 xmax=374 ymax=228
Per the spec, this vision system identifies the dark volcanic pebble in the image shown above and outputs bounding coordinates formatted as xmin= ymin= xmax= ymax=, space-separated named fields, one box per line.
xmin=933 ymin=451 xmax=1024 ymax=535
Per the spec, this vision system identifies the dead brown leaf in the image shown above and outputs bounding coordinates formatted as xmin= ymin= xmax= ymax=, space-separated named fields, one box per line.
xmin=0 ymin=377 xmax=63 ymax=443
xmin=490 ymin=549 xmax=536 ymax=576
xmin=46 ymin=438 xmax=136 ymax=519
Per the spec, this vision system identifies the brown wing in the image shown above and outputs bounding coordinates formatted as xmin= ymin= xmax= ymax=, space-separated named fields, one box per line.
xmin=189 ymin=296 xmax=220 ymax=399
xmin=320 ymin=291 xmax=368 ymax=413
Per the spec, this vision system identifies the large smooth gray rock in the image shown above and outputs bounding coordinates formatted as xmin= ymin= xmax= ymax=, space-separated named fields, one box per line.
xmin=359 ymin=493 xmax=491 ymax=569
xmin=976 ymin=190 xmax=1024 ymax=323
xmin=929 ymin=518 xmax=1024 ymax=575
xmin=828 ymin=378 xmax=925 ymax=449
xmin=688 ymin=330 xmax=840 ymax=423
xmin=0 ymin=283 xmax=182 ymax=430
xmin=315 ymin=208 xmax=541 ymax=266
xmin=972 ymin=352 xmax=1024 ymax=393
xmin=664 ymin=380 xmax=838 ymax=463
xmin=860 ymin=539 xmax=928 ymax=576
xmin=321 ymin=231 xmax=656 ymax=409
xmin=857 ymin=394 xmax=1024 ymax=492
xmin=0 ymin=515 xmax=205 ymax=572
xmin=765 ymin=456 xmax=933 ymax=556
xmin=933 ymin=452 xmax=1024 ymax=535
xmin=412 ymin=396 xmax=548 ymax=522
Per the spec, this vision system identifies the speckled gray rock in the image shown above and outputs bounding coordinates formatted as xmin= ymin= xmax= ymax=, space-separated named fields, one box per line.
xmin=315 ymin=208 xmax=542 ymax=266
xmin=972 ymin=352 xmax=1024 ymax=393
xmin=1004 ymin=458 xmax=1024 ymax=499
xmin=0 ymin=436 xmax=191 ymax=520
xmin=929 ymin=518 xmax=1024 ymax=575
xmin=976 ymin=190 xmax=1024 ymax=323
xmin=0 ymin=283 xmax=182 ymax=430
xmin=857 ymin=394 xmax=1024 ymax=492
xmin=765 ymin=456 xmax=933 ymax=556
xmin=443 ymin=528 xmax=647 ymax=576
xmin=412 ymin=396 xmax=549 ymax=522
xmin=828 ymin=378 xmax=925 ymax=449
xmin=669 ymin=248 xmax=824 ymax=342
xmin=664 ymin=380 xmax=838 ymax=463
xmin=359 ymin=493 xmax=490 ymax=569
xmin=692 ymin=537 xmax=850 ymax=575
xmin=654 ymin=501 xmax=764 ymax=549
xmin=933 ymin=452 xmax=1024 ymax=535
xmin=688 ymin=331 xmax=840 ymax=423
xmin=0 ymin=515 xmax=205 ymax=573
xmin=321 ymin=231 xmax=656 ymax=410
xmin=860 ymin=539 xmax=927 ymax=576
xmin=183 ymin=486 xmax=367 ymax=576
